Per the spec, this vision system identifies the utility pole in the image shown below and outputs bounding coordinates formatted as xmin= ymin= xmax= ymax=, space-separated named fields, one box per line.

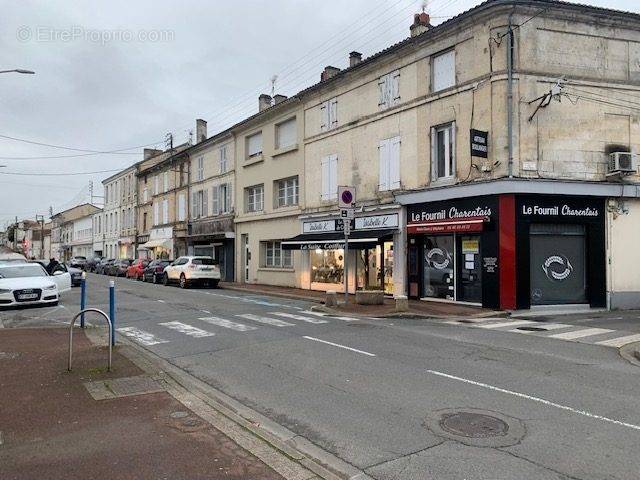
xmin=36 ymin=214 xmax=44 ymax=259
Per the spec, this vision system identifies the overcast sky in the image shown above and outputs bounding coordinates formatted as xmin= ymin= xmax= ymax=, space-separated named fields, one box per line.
xmin=0 ymin=0 xmax=638 ymax=227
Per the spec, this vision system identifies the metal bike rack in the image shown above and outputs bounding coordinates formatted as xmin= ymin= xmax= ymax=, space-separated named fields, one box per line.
xmin=68 ymin=308 xmax=113 ymax=372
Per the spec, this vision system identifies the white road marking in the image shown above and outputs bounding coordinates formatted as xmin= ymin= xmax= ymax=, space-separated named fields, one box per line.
xmin=159 ymin=321 xmax=215 ymax=338
xmin=549 ymin=327 xmax=613 ymax=340
xmin=198 ymin=316 xmax=258 ymax=332
xmin=273 ymin=312 xmax=328 ymax=324
xmin=157 ymin=300 xmax=166 ymax=303
xmin=595 ymin=333 xmax=640 ymax=347
xmin=118 ymin=327 xmax=169 ymax=346
xmin=200 ymin=310 xmax=211 ymax=314
xmin=237 ymin=313 xmax=294 ymax=327
xmin=303 ymin=336 xmax=376 ymax=357
xmin=426 ymin=369 xmax=640 ymax=431
xmin=478 ymin=320 xmax=536 ymax=329
xmin=332 ymin=316 xmax=359 ymax=322
xmin=301 ymin=311 xmax=329 ymax=317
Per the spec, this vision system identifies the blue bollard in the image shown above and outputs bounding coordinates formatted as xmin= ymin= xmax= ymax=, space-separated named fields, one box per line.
xmin=80 ymin=272 xmax=87 ymax=328
xmin=109 ymin=280 xmax=116 ymax=346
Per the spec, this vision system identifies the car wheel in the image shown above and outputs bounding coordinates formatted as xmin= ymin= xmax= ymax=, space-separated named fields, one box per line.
xmin=179 ymin=274 xmax=188 ymax=289
xmin=162 ymin=274 xmax=169 ymax=286
xmin=211 ymin=280 xmax=219 ymax=289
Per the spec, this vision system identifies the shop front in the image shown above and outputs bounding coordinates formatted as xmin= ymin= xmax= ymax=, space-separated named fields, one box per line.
xmin=118 ymin=236 xmax=135 ymax=259
xmin=187 ymin=217 xmax=235 ymax=281
xmin=283 ymin=211 xmax=401 ymax=294
xmin=138 ymin=227 xmax=173 ymax=260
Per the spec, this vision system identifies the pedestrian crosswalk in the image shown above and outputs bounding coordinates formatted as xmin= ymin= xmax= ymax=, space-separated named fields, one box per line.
xmin=116 ymin=311 xmax=350 ymax=348
xmin=445 ymin=317 xmax=639 ymax=349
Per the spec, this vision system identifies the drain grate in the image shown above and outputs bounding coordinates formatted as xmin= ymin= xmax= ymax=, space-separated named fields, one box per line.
xmin=439 ymin=412 xmax=509 ymax=438
xmin=84 ymin=375 xmax=164 ymax=400
xmin=517 ymin=326 xmax=548 ymax=332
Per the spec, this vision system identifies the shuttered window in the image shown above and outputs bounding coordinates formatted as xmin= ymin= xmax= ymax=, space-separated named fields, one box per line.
xmin=276 ymin=118 xmax=296 ymax=149
xmin=163 ymin=172 xmax=169 ymax=192
xmin=178 ymin=194 xmax=186 ymax=221
xmin=378 ymin=70 xmax=400 ymax=109
xmin=219 ymin=146 xmax=228 ymax=173
xmin=247 ymin=132 xmax=262 ymax=157
xmin=320 ymin=154 xmax=338 ymax=200
xmin=432 ymin=50 xmax=455 ymax=92
xmin=379 ymin=136 xmax=401 ymax=191
xmin=162 ymin=199 xmax=169 ymax=224
xmin=320 ymin=98 xmax=338 ymax=132
xmin=196 ymin=156 xmax=204 ymax=181
xmin=212 ymin=185 xmax=219 ymax=216
xmin=153 ymin=202 xmax=159 ymax=226
xmin=153 ymin=176 xmax=159 ymax=195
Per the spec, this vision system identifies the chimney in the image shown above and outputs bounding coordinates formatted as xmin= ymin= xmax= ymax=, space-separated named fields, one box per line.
xmin=320 ymin=66 xmax=340 ymax=82
xmin=349 ymin=51 xmax=362 ymax=67
xmin=273 ymin=94 xmax=287 ymax=105
xmin=196 ymin=118 xmax=207 ymax=143
xmin=259 ymin=94 xmax=272 ymax=111
xmin=410 ymin=12 xmax=431 ymax=37
xmin=143 ymin=148 xmax=162 ymax=160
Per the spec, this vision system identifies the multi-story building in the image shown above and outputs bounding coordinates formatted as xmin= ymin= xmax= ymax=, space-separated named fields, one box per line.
xmin=92 ymin=209 xmax=104 ymax=257
xmin=136 ymin=144 xmax=190 ymax=260
xmin=184 ymin=120 xmax=236 ymax=281
xmin=50 ymin=204 xmax=101 ymax=261
xmin=102 ymin=165 xmax=137 ymax=259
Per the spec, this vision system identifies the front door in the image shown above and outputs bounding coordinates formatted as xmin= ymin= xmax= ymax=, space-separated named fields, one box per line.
xmin=423 ymin=235 xmax=455 ymax=300
xmin=457 ymin=236 xmax=482 ymax=303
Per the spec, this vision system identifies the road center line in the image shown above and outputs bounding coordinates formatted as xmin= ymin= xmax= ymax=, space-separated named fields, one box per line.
xmin=303 ymin=336 xmax=376 ymax=357
xmin=426 ymin=369 xmax=640 ymax=431
xmin=157 ymin=299 xmax=166 ymax=303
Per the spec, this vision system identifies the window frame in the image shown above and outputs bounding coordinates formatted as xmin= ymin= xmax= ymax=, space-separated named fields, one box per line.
xmin=262 ymin=241 xmax=293 ymax=269
xmin=276 ymin=176 xmax=299 ymax=208
xmin=431 ymin=122 xmax=456 ymax=181
xmin=275 ymin=117 xmax=297 ymax=150
xmin=246 ymin=131 xmax=263 ymax=158
xmin=245 ymin=184 xmax=264 ymax=213
xmin=431 ymin=49 xmax=456 ymax=93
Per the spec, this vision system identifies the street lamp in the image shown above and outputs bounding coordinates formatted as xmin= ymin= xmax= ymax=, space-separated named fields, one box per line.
xmin=0 ymin=69 xmax=35 ymax=75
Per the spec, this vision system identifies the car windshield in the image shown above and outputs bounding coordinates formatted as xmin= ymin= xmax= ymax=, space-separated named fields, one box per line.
xmin=192 ymin=258 xmax=217 ymax=265
xmin=0 ymin=264 xmax=48 ymax=279
xmin=74 ymin=256 xmax=86 ymax=260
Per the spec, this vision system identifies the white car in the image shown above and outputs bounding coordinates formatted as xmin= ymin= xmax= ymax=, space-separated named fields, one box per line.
xmin=162 ymin=256 xmax=220 ymax=289
xmin=0 ymin=262 xmax=71 ymax=309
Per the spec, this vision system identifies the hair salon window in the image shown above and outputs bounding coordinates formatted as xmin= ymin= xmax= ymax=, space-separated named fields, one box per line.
xmin=310 ymin=249 xmax=344 ymax=284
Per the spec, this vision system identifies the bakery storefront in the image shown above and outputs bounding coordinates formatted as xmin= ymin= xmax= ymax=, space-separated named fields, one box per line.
xmin=283 ymin=212 xmax=401 ymax=294
xmin=403 ymin=190 xmax=606 ymax=310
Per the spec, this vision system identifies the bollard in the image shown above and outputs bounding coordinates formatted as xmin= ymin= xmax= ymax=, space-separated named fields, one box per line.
xmin=80 ymin=272 xmax=87 ymax=328
xmin=109 ymin=280 xmax=116 ymax=346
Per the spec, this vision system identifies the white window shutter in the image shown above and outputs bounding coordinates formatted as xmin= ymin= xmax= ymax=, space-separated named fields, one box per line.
xmin=431 ymin=127 xmax=437 ymax=180
xmin=202 ymin=190 xmax=208 ymax=217
xmin=162 ymin=200 xmax=168 ymax=224
xmin=191 ymin=192 xmax=197 ymax=218
xmin=390 ymin=136 xmax=401 ymax=189
xmin=154 ymin=176 xmax=158 ymax=195
xmin=226 ymin=182 xmax=233 ymax=212
xmin=379 ymin=139 xmax=389 ymax=191
xmin=212 ymin=185 xmax=219 ymax=215
xmin=330 ymin=154 xmax=338 ymax=198
xmin=153 ymin=202 xmax=159 ymax=225
xmin=433 ymin=50 xmax=455 ymax=92
xmin=178 ymin=194 xmax=185 ymax=221
xmin=450 ymin=122 xmax=456 ymax=177
xmin=330 ymin=99 xmax=338 ymax=128
xmin=320 ymin=102 xmax=328 ymax=131
xmin=392 ymin=70 xmax=400 ymax=102
xmin=378 ymin=77 xmax=387 ymax=107
xmin=321 ymin=156 xmax=330 ymax=199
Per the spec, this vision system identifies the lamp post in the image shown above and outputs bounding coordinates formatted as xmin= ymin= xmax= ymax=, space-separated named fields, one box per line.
xmin=0 ymin=69 xmax=35 ymax=75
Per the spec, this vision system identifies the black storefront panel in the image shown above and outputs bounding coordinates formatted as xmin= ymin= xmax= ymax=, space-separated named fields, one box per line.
xmin=515 ymin=195 xmax=605 ymax=309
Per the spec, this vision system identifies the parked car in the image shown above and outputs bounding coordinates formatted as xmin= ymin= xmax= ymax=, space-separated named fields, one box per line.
xmin=142 ymin=260 xmax=171 ymax=284
xmin=29 ymin=260 xmax=83 ymax=287
xmin=126 ymin=259 xmax=149 ymax=280
xmin=0 ymin=262 xmax=71 ymax=309
xmin=69 ymin=256 xmax=87 ymax=270
xmin=108 ymin=259 xmax=133 ymax=277
xmin=0 ymin=252 xmax=27 ymax=263
xmin=162 ymin=256 xmax=220 ymax=289
xmin=95 ymin=258 xmax=115 ymax=275
xmin=85 ymin=256 xmax=103 ymax=272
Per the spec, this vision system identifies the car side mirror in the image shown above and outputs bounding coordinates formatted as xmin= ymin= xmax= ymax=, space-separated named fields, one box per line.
xmin=53 ymin=270 xmax=64 ymax=276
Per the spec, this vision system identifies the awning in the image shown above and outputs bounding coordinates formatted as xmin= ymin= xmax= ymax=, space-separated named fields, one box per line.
xmin=282 ymin=229 xmax=395 ymax=250
xmin=407 ymin=216 xmax=488 ymax=234
xmin=138 ymin=238 xmax=171 ymax=250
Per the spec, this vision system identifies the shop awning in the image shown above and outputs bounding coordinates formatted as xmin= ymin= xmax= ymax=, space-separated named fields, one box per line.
xmin=282 ymin=229 xmax=395 ymax=250
xmin=407 ymin=216 xmax=488 ymax=234
xmin=138 ymin=238 xmax=171 ymax=250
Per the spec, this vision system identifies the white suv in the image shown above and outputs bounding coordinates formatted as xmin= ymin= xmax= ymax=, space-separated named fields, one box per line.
xmin=162 ymin=256 xmax=221 ymax=289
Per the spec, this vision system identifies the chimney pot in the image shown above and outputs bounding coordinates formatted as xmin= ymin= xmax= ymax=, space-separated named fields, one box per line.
xmin=410 ymin=12 xmax=431 ymax=37
xmin=258 ymin=94 xmax=272 ymax=111
xmin=320 ymin=66 xmax=341 ymax=82
xmin=196 ymin=119 xmax=207 ymax=143
xmin=349 ymin=51 xmax=362 ymax=67
xmin=273 ymin=94 xmax=287 ymax=104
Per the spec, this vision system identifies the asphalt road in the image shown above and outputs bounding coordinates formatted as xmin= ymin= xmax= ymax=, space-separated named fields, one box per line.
xmin=2 ymin=274 xmax=639 ymax=480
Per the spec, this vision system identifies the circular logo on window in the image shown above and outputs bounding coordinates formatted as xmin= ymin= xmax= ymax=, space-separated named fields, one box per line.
xmin=542 ymin=255 xmax=573 ymax=281
xmin=531 ymin=288 xmax=543 ymax=301
xmin=426 ymin=248 xmax=451 ymax=270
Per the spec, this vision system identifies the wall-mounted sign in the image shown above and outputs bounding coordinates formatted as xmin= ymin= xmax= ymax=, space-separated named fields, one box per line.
xmin=520 ymin=204 xmax=599 ymax=218
xmin=338 ymin=186 xmax=356 ymax=209
xmin=355 ymin=214 xmax=399 ymax=230
xmin=303 ymin=220 xmax=336 ymax=233
xmin=483 ymin=257 xmax=498 ymax=273
xmin=303 ymin=214 xmax=399 ymax=234
xmin=300 ymin=242 xmax=344 ymax=250
xmin=470 ymin=129 xmax=488 ymax=158
xmin=409 ymin=206 xmax=492 ymax=224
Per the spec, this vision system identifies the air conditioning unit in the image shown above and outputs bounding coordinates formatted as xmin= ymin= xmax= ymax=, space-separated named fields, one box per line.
xmin=608 ymin=152 xmax=637 ymax=175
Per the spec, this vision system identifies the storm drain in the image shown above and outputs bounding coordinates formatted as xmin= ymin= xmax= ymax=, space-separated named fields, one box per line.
xmin=84 ymin=375 xmax=164 ymax=400
xmin=517 ymin=326 xmax=548 ymax=332
xmin=0 ymin=351 xmax=20 ymax=360
xmin=440 ymin=411 xmax=508 ymax=438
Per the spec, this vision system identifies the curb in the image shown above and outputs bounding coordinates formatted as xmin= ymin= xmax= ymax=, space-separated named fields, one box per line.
xmin=86 ymin=327 xmax=372 ymax=480
xmin=310 ymin=304 xmax=504 ymax=321
xmin=619 ymin=341 xmax=640 ymax=367
xmin=221 ymin=284 xmax=324 ymax=304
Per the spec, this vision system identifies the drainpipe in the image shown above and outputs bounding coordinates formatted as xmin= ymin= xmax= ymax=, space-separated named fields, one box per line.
xmin=507 ymin=13 xmax=514 ymax=178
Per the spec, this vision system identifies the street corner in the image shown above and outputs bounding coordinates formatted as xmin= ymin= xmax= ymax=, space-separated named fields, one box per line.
xmin=619 ymin=341 xmax=640 ymax=367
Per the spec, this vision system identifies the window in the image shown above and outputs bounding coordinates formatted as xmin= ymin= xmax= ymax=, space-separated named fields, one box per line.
xmin=320 ymin=98 xmax=338 ymax=131
xmin=378 ymin=70 xmax=400 ymax=109
xmin=245 ymin=184 xmax=264 ymax=212
xmin=191 ymin=190 xmax=207 ymax=218
xmin=178 ymin=193 xmax=186 ymax=221
xmin=162 ymin=199 xmax=169 ymax=224
xmin=379 ymin=136 xmax=401 ymax=191
xmin=247 ymin=132 xmax=262 ymax=158
xmin=431 ymin=122 xmax=456 ymax=180
xmin=143 ymin=212 xmax=147 ymax=231
xmin=153 ymin=175 xmax=159 ymax=195
xmin=432 ymin=50 xmax=455 ymax=92
xmin=196 ymin=156 xmax=204 ymax=181
xmin=276 ymin=118 xmax=296 ymax=149
xmin=321 ymin=154 xmax=338 ymax=200
xmin=262 ymin=241 xmax=293 ymax=269
xmin=276 ymin=176 xmax=299 ymax=207
xmin=212 ymin=183 xmax=232 ymax=215
xmin=163 ymin=171 xmax=169 ymax=192
xmin=153 ymin=202 xmax=159 ymax=226
xmin=143 ymin=187 xmax=148 ymax=203
xmin=219 ymin=145 xmax=228 ymax=173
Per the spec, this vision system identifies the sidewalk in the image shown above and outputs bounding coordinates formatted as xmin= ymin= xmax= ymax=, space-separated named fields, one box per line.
xmin=0 ymin=327 xmax=285 ymax=480
xmin=221 ymin=282 xmax=493 ymax=318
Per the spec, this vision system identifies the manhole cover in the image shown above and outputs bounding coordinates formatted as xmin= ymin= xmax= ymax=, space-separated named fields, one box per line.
xmin=439 ymin=412 xmax=508 ymax=438
xmin=517 ymin=326 xmax=548 ymax=332
xmin=84 ymin=375 xmax=164 ymax=400
xmin=170 ymin=411 xmax=189 ymax=419
xmin=182 ymin=418 xmax=201 ymax=427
